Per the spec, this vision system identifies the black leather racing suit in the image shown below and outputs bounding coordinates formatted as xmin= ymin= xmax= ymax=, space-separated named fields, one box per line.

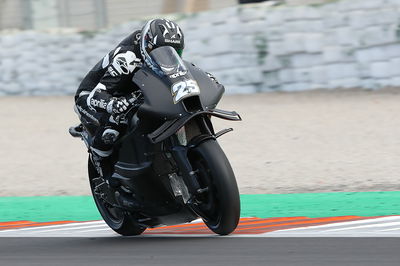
xmin=74 ymin=30 xmax=142 ymax=157
xmin=75 ymin=30 xmax=222 ymax=157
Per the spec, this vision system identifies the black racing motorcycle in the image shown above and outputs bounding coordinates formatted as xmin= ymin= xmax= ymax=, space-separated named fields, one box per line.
xmin=70 ymin=46 xmax=242 ymax=236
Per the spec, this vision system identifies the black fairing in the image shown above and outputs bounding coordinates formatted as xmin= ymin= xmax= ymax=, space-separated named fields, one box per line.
xmin=133 ymin=61 xmax=224 ymax=122
xmin=188 ymin=62 xmax=224 ymax=109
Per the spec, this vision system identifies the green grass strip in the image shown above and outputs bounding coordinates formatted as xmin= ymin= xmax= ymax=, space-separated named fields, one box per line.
xmin=0 ymin=196 xmax=101 ymax=222
xmin=1 ymin=191 xmax=400 ymax=222
xmin=241 ymin=191 xmax=400 ymax=218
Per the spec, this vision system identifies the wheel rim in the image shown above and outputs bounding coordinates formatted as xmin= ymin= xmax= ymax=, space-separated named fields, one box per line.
xmin=95 ymin=194 xmax=124 ymax=224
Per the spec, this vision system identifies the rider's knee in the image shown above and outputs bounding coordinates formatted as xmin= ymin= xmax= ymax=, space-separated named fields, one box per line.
xmin=101 ymin=128 xmax=120 ymax=145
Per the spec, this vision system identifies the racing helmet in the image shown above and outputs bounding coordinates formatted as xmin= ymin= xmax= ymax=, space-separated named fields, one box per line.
xmin=140 ymin=19 xmax=185 ymax=72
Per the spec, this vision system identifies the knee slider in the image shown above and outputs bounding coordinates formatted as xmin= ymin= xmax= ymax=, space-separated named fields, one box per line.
xmin=101 ymin=128 xmax=120 ymax=145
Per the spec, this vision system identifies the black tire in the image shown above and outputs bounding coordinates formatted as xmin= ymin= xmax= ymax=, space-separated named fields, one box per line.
xmin=88 ymin=158 xmax=146 ymax=236
xmin=189 ymin=139 xmax=240 ymax=235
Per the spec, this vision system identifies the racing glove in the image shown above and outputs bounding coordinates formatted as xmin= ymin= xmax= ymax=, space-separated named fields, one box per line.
xmin=106 ymin=97 xmax=131 ymax=115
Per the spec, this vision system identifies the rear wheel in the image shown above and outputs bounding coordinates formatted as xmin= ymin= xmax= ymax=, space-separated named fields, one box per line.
xmin=188 ymin=139 xmax=240 ymax=235
xmin=88 ymin=158 xmax=146 ymax=236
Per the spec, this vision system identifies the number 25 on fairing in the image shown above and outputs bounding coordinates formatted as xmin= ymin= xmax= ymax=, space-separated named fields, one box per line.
xmin=171 ymin=79 xmax=200 ymax=104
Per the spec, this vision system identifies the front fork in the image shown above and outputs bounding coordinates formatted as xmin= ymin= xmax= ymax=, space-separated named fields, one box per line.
xmin=169 ymin=115 xmax=231 ymax=199
xmin=170 ymin=145 xmax=202 ymax=196
xmin=168 ymin=114 xmax=233 ymax=201
xmin=169 ymin=116 xmax=214 ymax=198
xmin=170 ymin=136 xmax=219 ymax=221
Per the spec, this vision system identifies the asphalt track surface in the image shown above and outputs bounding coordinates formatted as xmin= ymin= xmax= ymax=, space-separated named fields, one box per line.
xmin=1 ymin=217 xmax=400 ymax=265
xmin=1 ymin=237 xmax=399 ymax=266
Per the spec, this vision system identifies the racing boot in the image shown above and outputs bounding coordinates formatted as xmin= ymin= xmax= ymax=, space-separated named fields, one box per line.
xmin=90 ymin=127 xmax=121 ymax=187
xmin=89 ymin=147 xmax=118 ymax=187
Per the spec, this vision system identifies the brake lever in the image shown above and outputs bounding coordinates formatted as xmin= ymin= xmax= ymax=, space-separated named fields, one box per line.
xmin=127 ymin=91 xmax=144 ymax=104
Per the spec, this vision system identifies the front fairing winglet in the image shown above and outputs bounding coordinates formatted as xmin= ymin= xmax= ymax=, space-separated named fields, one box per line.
xmin=147 ymin=109 xmax=241 ymax=144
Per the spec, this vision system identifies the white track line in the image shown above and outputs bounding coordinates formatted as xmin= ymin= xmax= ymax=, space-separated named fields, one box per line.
xmin=79 ymin=228 xmax=113 ymax=233
xmin=271 ymin=216 xmax=400 ymax=232
xmin=321 ymin=221 xmax=400 ymax=232
xmin=263 ymin=216 xmax=400 ymax=237
xmin=0 ymin=221 xmax=105 ymax=233
xmin=379 ymin=227 xmax=400 ymax=232
xmin=32 ymin=224 xmax=108 ymax=233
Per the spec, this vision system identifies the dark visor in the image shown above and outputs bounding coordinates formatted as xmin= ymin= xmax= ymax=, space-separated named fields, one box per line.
xmin=149 ymin=46 xmax=187 ymax=75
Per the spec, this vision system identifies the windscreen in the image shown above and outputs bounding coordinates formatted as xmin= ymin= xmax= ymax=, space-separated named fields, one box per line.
xmin=149 ymin=46 xmax=188 ymax=76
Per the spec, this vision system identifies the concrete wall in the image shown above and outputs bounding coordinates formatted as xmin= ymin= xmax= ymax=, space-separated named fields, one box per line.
xmin=0 ymin=0 xmax=238 ymax=30
xmin=0 ymin=0 xmax=26 ymax=30
xmin=1 ymin=0 xmax=400 ymax=95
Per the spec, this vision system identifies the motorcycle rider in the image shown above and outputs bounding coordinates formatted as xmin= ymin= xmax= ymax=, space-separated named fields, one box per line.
xmin=73 ymin=18 xmax=220 ymax=176
xmin=72 ymin=18 xmax=185 ymax=175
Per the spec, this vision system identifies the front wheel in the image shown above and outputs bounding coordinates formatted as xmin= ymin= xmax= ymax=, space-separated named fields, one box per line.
xmin=188 ymin=139 xmax=240 ymax=235
xmin=88 ymin=158 xmax=146 ymax=236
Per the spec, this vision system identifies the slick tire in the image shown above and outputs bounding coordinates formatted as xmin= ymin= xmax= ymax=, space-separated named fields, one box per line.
xmin=88 ymin=158 xmax=146 ymax=236
xmin=189 ymin=139 xmax=240 ymax=235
